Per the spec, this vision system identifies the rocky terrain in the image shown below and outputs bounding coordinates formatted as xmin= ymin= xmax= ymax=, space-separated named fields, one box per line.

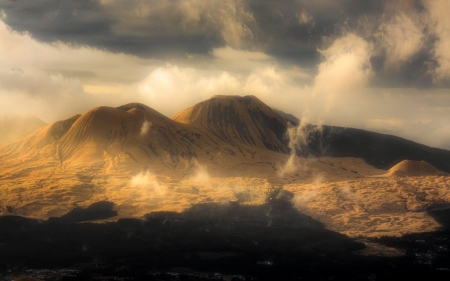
xmin=1 ymin=95 xmax=450 ymax=237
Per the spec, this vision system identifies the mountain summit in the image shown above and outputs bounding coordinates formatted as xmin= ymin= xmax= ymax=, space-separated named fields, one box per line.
xmin=172 ymin=95 xmax=289 ymax=153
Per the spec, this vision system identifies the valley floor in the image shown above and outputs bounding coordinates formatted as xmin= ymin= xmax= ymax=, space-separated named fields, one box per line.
xmin=1 ymin=154 xmax=450 ymax=237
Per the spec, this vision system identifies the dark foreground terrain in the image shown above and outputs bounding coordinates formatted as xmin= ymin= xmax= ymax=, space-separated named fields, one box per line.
xmin=2 ymin=195 xmax=450 ymax=281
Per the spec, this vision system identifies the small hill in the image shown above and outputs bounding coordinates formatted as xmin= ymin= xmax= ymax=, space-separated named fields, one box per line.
xmin=172 ymin=95 xmax=289 ymax=153
xmin=386 ymin=160 xmax=447 ymax=177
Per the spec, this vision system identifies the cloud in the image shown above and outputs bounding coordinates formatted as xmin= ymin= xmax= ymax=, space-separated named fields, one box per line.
xmin=296 ymin=9 xmax=314 ymax=25
xmin=423 ymin=0 xmax=450 ymax=82
xmin=1 ymin=0 xmax=450 ymax=151
xmin=376 ymin=12 xmax=424 ymax=67
xmin=136 ymin=65 xmax=241 ymax=115
xmin=212 ymin=45 xmax=272 ymax=62
xmin=314 ymin=34 xmax=373 ymax=96
xmin=0 ymin=18 xmax=156 ymax=120
xmin=58 ymin=0 xmax=258 ymax=52
xmin=0 ymin=19 xmax=154 ymax=85
xmin=135 ymin=54 xmax=312 ymax=116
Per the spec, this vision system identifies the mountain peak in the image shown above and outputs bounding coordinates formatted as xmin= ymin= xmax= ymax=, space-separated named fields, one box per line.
xmin=210 ymin=95 xmax=260 ymax=103
xmin=172 ymin=95 xmax=289 ymax=153
xmin=116 ymin=102 xmax=157 ymax=113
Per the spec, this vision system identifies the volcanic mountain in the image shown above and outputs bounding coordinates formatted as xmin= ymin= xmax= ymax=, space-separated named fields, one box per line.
xmin=303 ymin=125 xmax=450 ymax=172
xmin=1 ymin=95 xmax=450 ymax=237
xmin=172 ymin=95 xmax=289 ymax=154
xmin=0 ymin=97 xmax=289 ymax=175
xmin=0 ymin=115 xmax=47 ymax=146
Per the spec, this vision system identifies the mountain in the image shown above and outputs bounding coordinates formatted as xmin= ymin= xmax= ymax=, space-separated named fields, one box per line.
xmin=302 ymin=125 xmax=450 ymax=173
xmin=0 ymin=115 xmax=47 ymax=146
xmin=172 ymin=95 xmax=289 ymax=153
xmin=0 ymin=97 xmax=293 ymax=219
xmin=1 ymin=95 xmax=450 ymax=238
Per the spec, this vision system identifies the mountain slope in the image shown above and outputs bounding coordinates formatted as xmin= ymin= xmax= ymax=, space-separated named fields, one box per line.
xmin=1 ymin=96 xmax=450 ymax=238
xmin=302 ymin=125 xmax=450 ymax=173
xmin=0 ymin=116 xmax=47 ymax=146
xmin=172 ymin=95 xmax=289 ymax=153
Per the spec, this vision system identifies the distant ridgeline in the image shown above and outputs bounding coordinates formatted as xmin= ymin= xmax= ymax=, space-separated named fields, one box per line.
xmin=276 ymin=112 xmax=450 ymax=173
xmin=1 ymin=95 xmax=450 ymax=172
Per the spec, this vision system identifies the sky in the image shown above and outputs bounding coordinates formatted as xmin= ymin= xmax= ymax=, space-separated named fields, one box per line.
xmin=0 ymin=0 xmax=450 ymax=149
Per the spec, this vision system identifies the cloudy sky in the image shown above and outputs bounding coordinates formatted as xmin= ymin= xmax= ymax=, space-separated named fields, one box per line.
xmin=0 ymin=0 xmax=450 ymax=149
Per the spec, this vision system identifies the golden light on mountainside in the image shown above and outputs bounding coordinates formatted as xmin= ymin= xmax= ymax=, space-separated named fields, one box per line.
xmin=1 ymin=95 xmax=449 ymax=238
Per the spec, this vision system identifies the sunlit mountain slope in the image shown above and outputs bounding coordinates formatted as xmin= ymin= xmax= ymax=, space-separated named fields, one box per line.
xmin=1 ymin=95 xmax=450 ymax=237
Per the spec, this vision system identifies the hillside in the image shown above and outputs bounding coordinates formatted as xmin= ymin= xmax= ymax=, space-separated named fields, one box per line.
xmin=0 ymin=115 xmax=47 ymax=146
xmin=299 ymin=125 xmax=450 ymax=173
xmin=0 ymin=95 xmax=450 ymax=237
xmin=172 ymin=95 xmax=289 ymax=153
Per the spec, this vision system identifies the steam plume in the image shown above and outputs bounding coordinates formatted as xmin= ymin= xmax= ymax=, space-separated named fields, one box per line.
xmin=188 ymin=159 xmax=210 ymax=183
xmin=131 ymin=170 xmax=166 ymax=195
xmin=140 ymin=118 xmax=152 ymax=136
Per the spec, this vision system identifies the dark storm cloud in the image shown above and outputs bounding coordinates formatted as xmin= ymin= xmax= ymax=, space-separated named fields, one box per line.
xmin=0 ymin=0 xmax=448 ymax=87
xmin=0 ymin=0 xmax=378 ymax=59
xmin=0 ymin=0 xmax=219 ymax=58
xmin=0 ymin=0 xmax=111 ymax=39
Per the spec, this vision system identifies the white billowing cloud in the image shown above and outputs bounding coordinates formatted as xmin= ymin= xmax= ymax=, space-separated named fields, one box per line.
xmin=0 ymin=20 xmax=153 ymax=86
xmin=243 ymin=67 xmax=285 ymax=96
xmin=314 ymin=34 xmax=373 ymax=96
xmin=377 ymin=12 xmax=424 ymax=67
xmin=137 ymin=65 xmax=241 ymax=115
xmin=423 ymin=0 xmax=450 ymax=81
xmin=136 ymin=51 xmax=312 ymax=116
xmin=0 ymin=18 xmax=156 ymax=121
xmin=306 ymin=34 xmax=374 ymax=123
